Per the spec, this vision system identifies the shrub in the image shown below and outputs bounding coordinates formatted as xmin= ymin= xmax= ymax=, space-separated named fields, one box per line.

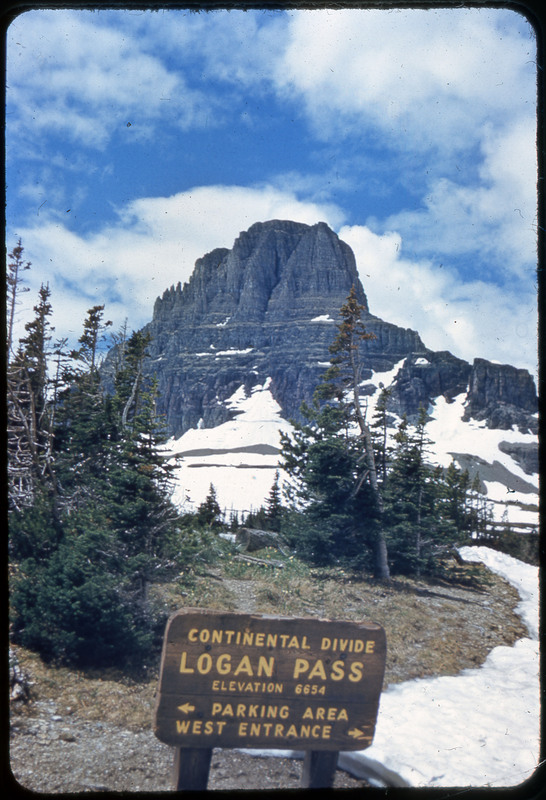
xmin=10 ymin=527 xmax=164 ymax=669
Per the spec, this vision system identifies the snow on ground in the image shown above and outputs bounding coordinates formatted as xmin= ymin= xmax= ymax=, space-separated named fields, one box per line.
xmin=338 ymin=546 xmax=540 ymax=788
xmin=424 ymin=395 xmax=538 ymax=529
xmin=358 ymin=366 xmax=538 ymax=497
xmin=246 ymin=547 xmax=541 ymax=789
xmin=161 ymin=379 xmax=292 ymax=518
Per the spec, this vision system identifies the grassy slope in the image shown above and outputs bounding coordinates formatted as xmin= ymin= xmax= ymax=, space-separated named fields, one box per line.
xmin=11 ymin=549 xmax=529 ymax=733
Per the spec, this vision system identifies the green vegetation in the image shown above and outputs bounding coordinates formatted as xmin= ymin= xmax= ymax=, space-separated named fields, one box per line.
xmin=277 ymin=289 xmax=489 ymax=580
xmin=7 ymin=244 xmax=534 ymax=674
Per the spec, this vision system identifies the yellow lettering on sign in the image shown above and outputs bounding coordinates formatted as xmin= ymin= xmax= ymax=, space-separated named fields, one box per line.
xmin=307 ymin=660 xmax=327 ymax=680
xmin=179 ymin=651 xmax=194 ymax=674
xmin=293 ymin=658 xmax=365 ymax=682
xmin=349 ymin=662 xmax=364 ymax=682
xmin=217 ymin=653 xmax=231 ymax=675
xmin=236 ymin=722 xmax=332 ymax=740
xmin=293 ymin=658 xmax=309 ymax=679
xmin=320 ymin=637 xmax=375 ymax=653
xmin=331 ymin=660 xmax=345 ymax=681
xmin=211 ymin=702 xmax=290 ymax=719
xmin=211 ymin=680 xmax=284 ymax=694
xmin=176 ymin=719 xmax=227 ymax=735
xmin=197 ymin=653 xmax=212 ymax=674
xmin=179 ymin=652 xmax=275 ymax=678
xmin=302 ymin=706 xmax=348 ymax=721
xmin=184 ymin=629 xmax=313 ymax=650
xmin=233 ymin=655 xmax=253 ymax=676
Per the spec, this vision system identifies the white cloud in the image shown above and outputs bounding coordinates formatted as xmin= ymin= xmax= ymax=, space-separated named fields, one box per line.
xmin=12 ymin=185 xmax=346 ymax=347
xmin=339 ymin=224 xmax=537 ymax=377
xmin=12 ymin=185 xmax=537 ymax=381
xmin=381 ymin=116 xmax=537 ymax=280
xmin=276 ymin=8 xmax=535 ymax=152
xmin=7 ymin=10 xmax=208 ymax=151
xmin=156 ymin=8 xmax=289 ymax=87
xmin=270 ymin=8 xmax=537 ymax=302
xmin=6 ymin=8 xmax=538 ymax=381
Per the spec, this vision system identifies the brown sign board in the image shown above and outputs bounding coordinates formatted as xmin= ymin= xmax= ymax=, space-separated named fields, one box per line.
xmin=154 ymin=609 xmax=386 ymax=752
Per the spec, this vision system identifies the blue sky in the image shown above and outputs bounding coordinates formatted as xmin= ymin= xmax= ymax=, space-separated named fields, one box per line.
xmin=6 ymin=6 xmax=538 ymax=377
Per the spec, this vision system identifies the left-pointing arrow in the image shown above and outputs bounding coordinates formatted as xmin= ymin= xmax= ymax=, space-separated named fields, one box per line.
xmin=177 ymin=703 xmax=196 ymax=714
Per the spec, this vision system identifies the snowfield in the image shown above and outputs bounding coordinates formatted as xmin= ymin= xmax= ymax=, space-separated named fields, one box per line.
xmin=248 ymin=547 xmax=541 ymax=789
xmin=336 ymin=547 xmax=540 ymax=788
xmin=161 ymin=380 xmax=292 ymax=518
xmin=162 ymin=366 xmax=538 ymax=531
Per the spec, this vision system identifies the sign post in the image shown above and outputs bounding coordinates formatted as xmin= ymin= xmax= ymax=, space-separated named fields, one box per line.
xmin=154 ymin=609 xmax=386 ymax=789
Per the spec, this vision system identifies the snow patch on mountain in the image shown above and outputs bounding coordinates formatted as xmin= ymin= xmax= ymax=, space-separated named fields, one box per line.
xmin=358 ymin=366 xmax=538 ymax=531
xmin=162 ymin=363 xmax=537 ymax=532
xmin=161 ymin=379 xmax=291 ymax=518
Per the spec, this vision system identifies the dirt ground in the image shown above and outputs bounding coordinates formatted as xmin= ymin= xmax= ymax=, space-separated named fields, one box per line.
xmin=9 ymin=561 xmax=528 ymax=793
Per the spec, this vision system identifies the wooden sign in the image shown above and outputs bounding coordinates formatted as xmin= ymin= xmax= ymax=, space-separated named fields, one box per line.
xmin=154 ymin=609 xmax=386 ymax=752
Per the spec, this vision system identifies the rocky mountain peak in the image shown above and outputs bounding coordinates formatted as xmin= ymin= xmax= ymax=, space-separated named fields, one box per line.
xmin=153 ymin=219 xmax=368 ymax=328
xmin=105 ymin=220 xmax=537 ymax=441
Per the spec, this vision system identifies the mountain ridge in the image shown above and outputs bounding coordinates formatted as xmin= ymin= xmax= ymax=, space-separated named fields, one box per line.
xmin=101 ymin=218 xmax=537 ymax=529
xmin=114 ymin=218 xmax=536 ymax=439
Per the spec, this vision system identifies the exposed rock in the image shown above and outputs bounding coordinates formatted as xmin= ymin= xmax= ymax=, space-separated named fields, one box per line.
xmin=388 ymin=350 xmax=471 ymax=419
xmin=235 ymin=527 xmax=288 ymax=553
xmin=463 ymin=359 xmax=538 ymax=434
xmin=9 ymin=649 xmax=32 ymax=703
xmin=108 ymin=220 xmax=425 ymax=437
xmin=448 ymin=453 xmax=538 ymax=496
xmin=498 ymin=441 xmax=539 ymax=476
xmin=102 ymin=219 xmax=537 ymax=440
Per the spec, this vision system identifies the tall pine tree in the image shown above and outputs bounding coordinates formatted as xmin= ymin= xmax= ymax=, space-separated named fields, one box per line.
xmin=384 ymin=409 xmax=460 ymax=577
xmin=281 ymin=288 xmax=390 ymax=578
xmin=10 ymin=306 xmax=181 ymax=668
xmin=7 ymin=283 xmax=56 ymax=513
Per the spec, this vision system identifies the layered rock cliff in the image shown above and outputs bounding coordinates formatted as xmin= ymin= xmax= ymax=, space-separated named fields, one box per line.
xmin=105 ymin=219 xmax=538 ymax=440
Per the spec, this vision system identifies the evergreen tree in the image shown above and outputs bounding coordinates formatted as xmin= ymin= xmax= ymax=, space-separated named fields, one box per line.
xmin=7 ymin=284 xmax=56 ymax=512
xmin=282 ymin=288 xmax=390 ymax=578
xmin=281 ymin=397 xmax=377 ymax=569
xmin=265 ymin=471 xmax=284 ymax=532
xmin=384 ymin=409 xmax=459 ymax=577
xmin=466 ymin=473 xmax=493 ymax=539
xmin=101 ymin=372 xmax=180 ymax=601
xmin=244 ymin=507 xmax=270 ymax=531
xmin=53 ymin=305 xmax=115 ymax=503
xmin=440 ymin=461 xmax=472 ymax=537
xmin=196 ymin=484 xmax=223 ymax=529
xmin=6 ymin=239 xmax=31 ymax=364
xmin=10 ymin=305 xmax=181 ymax=669
xmin=111 ymin=329 xmax=152 ymax=432
xmin=371 ymin=386 xmax=394 ymax=484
